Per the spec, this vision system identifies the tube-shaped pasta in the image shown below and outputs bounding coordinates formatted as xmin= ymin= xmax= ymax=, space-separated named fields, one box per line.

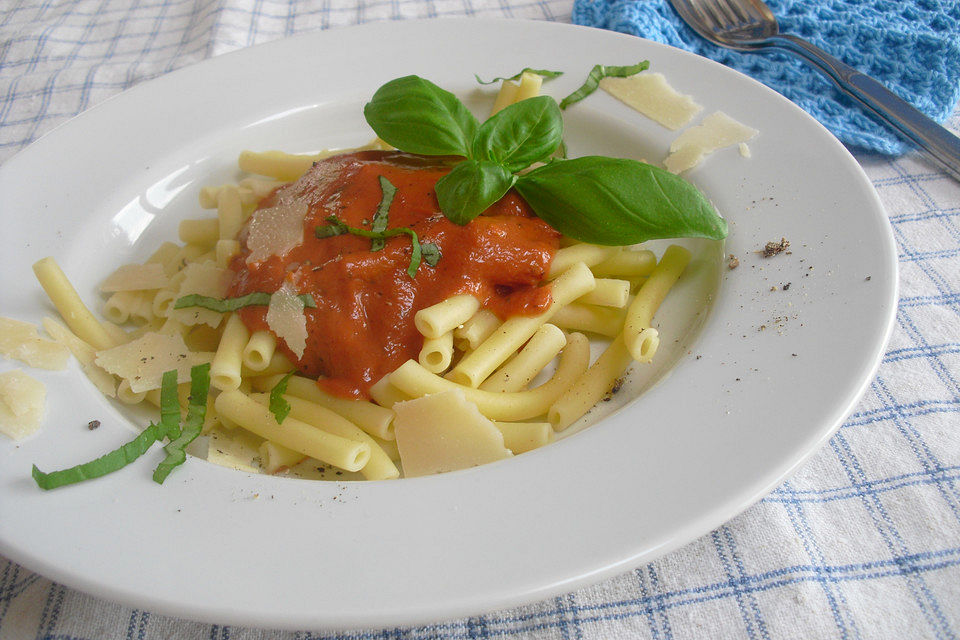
xmin=490 ymin=80 xmax=520 ymax=116
xmin=178 ymin=218 xmax=219 ymax=247
xmin=547 ymin=244 xmax=619 ymax=279
xmin=216 ymin=239 xmax=240 ymax=268
xmin=217 ymin=185 xmax=244 ymax=241
xmin=493 ymin=421 xmax=554 ymax=454
xmin=103 ymin=291 xmax=136 ymax=324
xmin=238 ymin=176 xmax=283 ymax=200
xmin=447 ymin=262 xmax=594 ymax=388
xmin=453 ymin=309 xmax=501 ymax=351
xmin=100 ymin=320 xmax=131 ymax=345
xmin=33 ymin=257 xmax=117 ymax=350
xmin=577 ymin=278 xmax=631 ymax=308
xmin=590 ymin=249 xmax=657 ymax=278
xmin=390 ymin=332 xmax=590 ymax=422
xmin=251 ymin=393 xmax=399 ymax=481
xmin=199 ymin=185 xmax=222 ymax=209
xmin=368 ymin=375 xmax=414 ymax=410
xmin=259 ymin=440 xmax=306 ymax=474
xmin=211 ymin=313 xmax=249 ymax=391
xmin=419 ymin=331 xmax=454 ymax=374
xmin=547 ymin=334 xmax=633 ymax=431
xmin=550 ymin=303 xmax=625 ymax=338
xmin=238 ymin=150 xmax=327 ymax=182
xmin=240 ymin=351 xmax=294 ymax=377
xmin=415 ymin=294 xmax=480 ymax=339
xmin=116 ymin=379 xmax=146 ymax=405
xmin=623 ymin=244 xmax=691 ymax=362
xmin=242 ymin=331 xmax=277 ymax=372
xmin=251 ymin=374 xmax=397 ymax=441
xmin=148 ymin=241 xmax=183 ymax=276
xmin=479 ymin=323 xmax=566 ymax=392
xmin=514 ymin=71 xmax=543 ymax=101
xmin=215 ymin=390 xmax=370 ymax=472
xmin=153 ymin=271 xmax=187 ymax=318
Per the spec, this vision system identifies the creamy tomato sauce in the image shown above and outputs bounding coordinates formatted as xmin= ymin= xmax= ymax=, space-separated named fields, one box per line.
xmin=229 ymin=150 xmax=560 ymax=399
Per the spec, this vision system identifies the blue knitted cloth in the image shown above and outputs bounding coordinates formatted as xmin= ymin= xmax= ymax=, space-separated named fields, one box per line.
xmin=572 ymin=0 xmax=960 ymax=155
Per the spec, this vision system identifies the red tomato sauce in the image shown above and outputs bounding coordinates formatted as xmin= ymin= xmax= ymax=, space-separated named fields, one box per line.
xmin=228 ymin=150 xmax=560 ymax=399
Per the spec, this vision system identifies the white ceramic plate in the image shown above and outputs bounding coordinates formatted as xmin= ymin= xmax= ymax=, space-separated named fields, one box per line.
xmin=0 ymin=19 xmax=896 ymax=630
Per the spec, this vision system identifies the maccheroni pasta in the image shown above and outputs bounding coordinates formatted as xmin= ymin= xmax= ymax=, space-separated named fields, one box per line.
xmin=24 ymin=69 xmax=724 ymax=483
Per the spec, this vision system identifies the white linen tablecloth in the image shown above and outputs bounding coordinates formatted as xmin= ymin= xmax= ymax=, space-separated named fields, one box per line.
xmin=1 ymin=1 xmax=958 ymax=638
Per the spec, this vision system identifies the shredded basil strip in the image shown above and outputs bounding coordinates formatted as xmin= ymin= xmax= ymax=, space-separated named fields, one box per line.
xmin=173 ymin=292 xmax=317 ymax=312
xmin=559 ymin=61 xmax=650 ymax=110
xmin=370 ymin=175 xmax=397 ymax=251
xmin=152 ymin=364 xmax=211 ymax=484
xmin=315 ymin=215 xmax=435 ymax=278
xmin=269 ymin=372 xmax=294 ymax=424
xmin=475 ymin=68 xmax=564 ymax=85
xmin=159 ymin=369 xmax=181 ymax=440
xmin=32 ymin=422 xmax=169 ymax=490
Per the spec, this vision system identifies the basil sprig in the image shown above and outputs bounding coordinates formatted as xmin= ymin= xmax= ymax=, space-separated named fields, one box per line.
xmin=174 ymin=292 xmax=317 ymax=312
xmin=363 ymin=73 xmax=728 ymax=246
xmin=316 ymin=215 xmax=441 ymax=278
xmin=269 ymin=372 xmax=294 ymax=424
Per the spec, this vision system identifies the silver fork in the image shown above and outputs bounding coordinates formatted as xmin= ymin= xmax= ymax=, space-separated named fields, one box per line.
xmin=668 ymin=0 xmax=960 ymax=180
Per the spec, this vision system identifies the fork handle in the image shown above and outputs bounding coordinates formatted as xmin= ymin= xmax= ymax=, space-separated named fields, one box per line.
xmin=762 ymin=34 xmax=960 ymax=179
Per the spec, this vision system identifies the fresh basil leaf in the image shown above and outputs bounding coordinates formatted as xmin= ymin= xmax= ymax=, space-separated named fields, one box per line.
xmin=370 ymin=175 xmax=396 ymax=251
xmin=268 ymin=372 xmax=294 ymax=424
xmin=470 ymin=96 xmax=563 ymax=172
xmin=475 ymin=68 xmax=564 ymax=85
xmin=159 ymin=369 xmax=181 ymax=440
xmin=421 ymin=242 xmax=441 ymax=267
xmin=514 ymin=157 xmax=727 ymax=245
xmin=435 ymin=160 xmax=518 ymax=226
xmin=153 ymin=363 xmax=211 ymax=484
xmin=559 ymin=61 xmax=650 ymax=110
xmin=363 ymin=76 xmax=479 ymax=157
xmin=315 ymin=216 xmax=434 ymax=278
xmin=174 ymin=292 xmax=317 ymax=312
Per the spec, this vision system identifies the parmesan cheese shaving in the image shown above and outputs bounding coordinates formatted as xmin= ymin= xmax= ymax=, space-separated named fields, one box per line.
xmin=393 ymin=389 xmax=513 ymax=477
xmin=664 ymin=111 xmax=758 ymax=174
xmin=265 ymin=283 xmax=307 ymax=359
xmin=0 ymin=316 xmax=69 ymax=370
xmin=167 ymin=261 xmax=234 ymax=328
xmin=94 ymin=331 xmax=213 ymax=393
xmin=600 ymin=73 xmax=702 ymax=130
xmin=245 ymin=201 xmax=308 ymax=264
xmin=0 ymin=370 xmax=45 ymax=440
xmin=99 ymin=263 xmax=169 ymax=292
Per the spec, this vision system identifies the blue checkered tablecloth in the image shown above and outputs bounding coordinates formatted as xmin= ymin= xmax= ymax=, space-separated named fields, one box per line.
xmin=1 ymin=1 xmax=959 ymax=638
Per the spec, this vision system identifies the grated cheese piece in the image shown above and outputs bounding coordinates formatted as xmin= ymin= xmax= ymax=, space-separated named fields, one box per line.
xmin=0 ymin=370 xmax=45 ymax=440
xmin=99 ymin=263 xmax=169 ymax=292
xmin=0 ymin=316 xmax=69 ymax=370
xmin=393 ymin=389 xmax=513 ymax=478
xmin=739 ymin=142 xmax=752 ymax=158
xmin=94 ymin=331 xmax=212 ymax=393
xmin=245 ymin=201 xmax=308 ymax=264
xmin=266 ymin=282 xmax=307 ymax=359
xmin=42 ymin=317 xmax=117 ymax=397
xmin=600 ymin=72 xmax=702 ymax=130
xmin=167 ymin=261 xmax=234 ymax=328
xmin=664 ymin=111 xmax=758 ymax=173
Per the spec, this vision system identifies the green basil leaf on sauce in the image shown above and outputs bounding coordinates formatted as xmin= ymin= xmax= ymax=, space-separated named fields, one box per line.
xmin=174 ymin=292 xmax=317 ymax=312
xmin=474 ymin=68 xmax=564 ymax=85
xmin=268 ymin=372 xmax=294 ymax=425
xmin=421 ymin=242 xmax=442 ymax=267
xmin=315 ymin=215 xmax=434 ymax=278
xmin=559 ymin=61 xmax=650 ymax=110
xmin=369 ymin=175 xmax=397 ymax=252
xmin=435 ymin=160 xmax=517 ymax=226
xmin=470 ymin=96 xmax=563 ymax=173
xmin=363 ymin=76 xmax=479 ymax=157
xmin=514 ymin=156 xmax=727 ymax=245
xmin=153 ymin=363 xmax=211 ymax=484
